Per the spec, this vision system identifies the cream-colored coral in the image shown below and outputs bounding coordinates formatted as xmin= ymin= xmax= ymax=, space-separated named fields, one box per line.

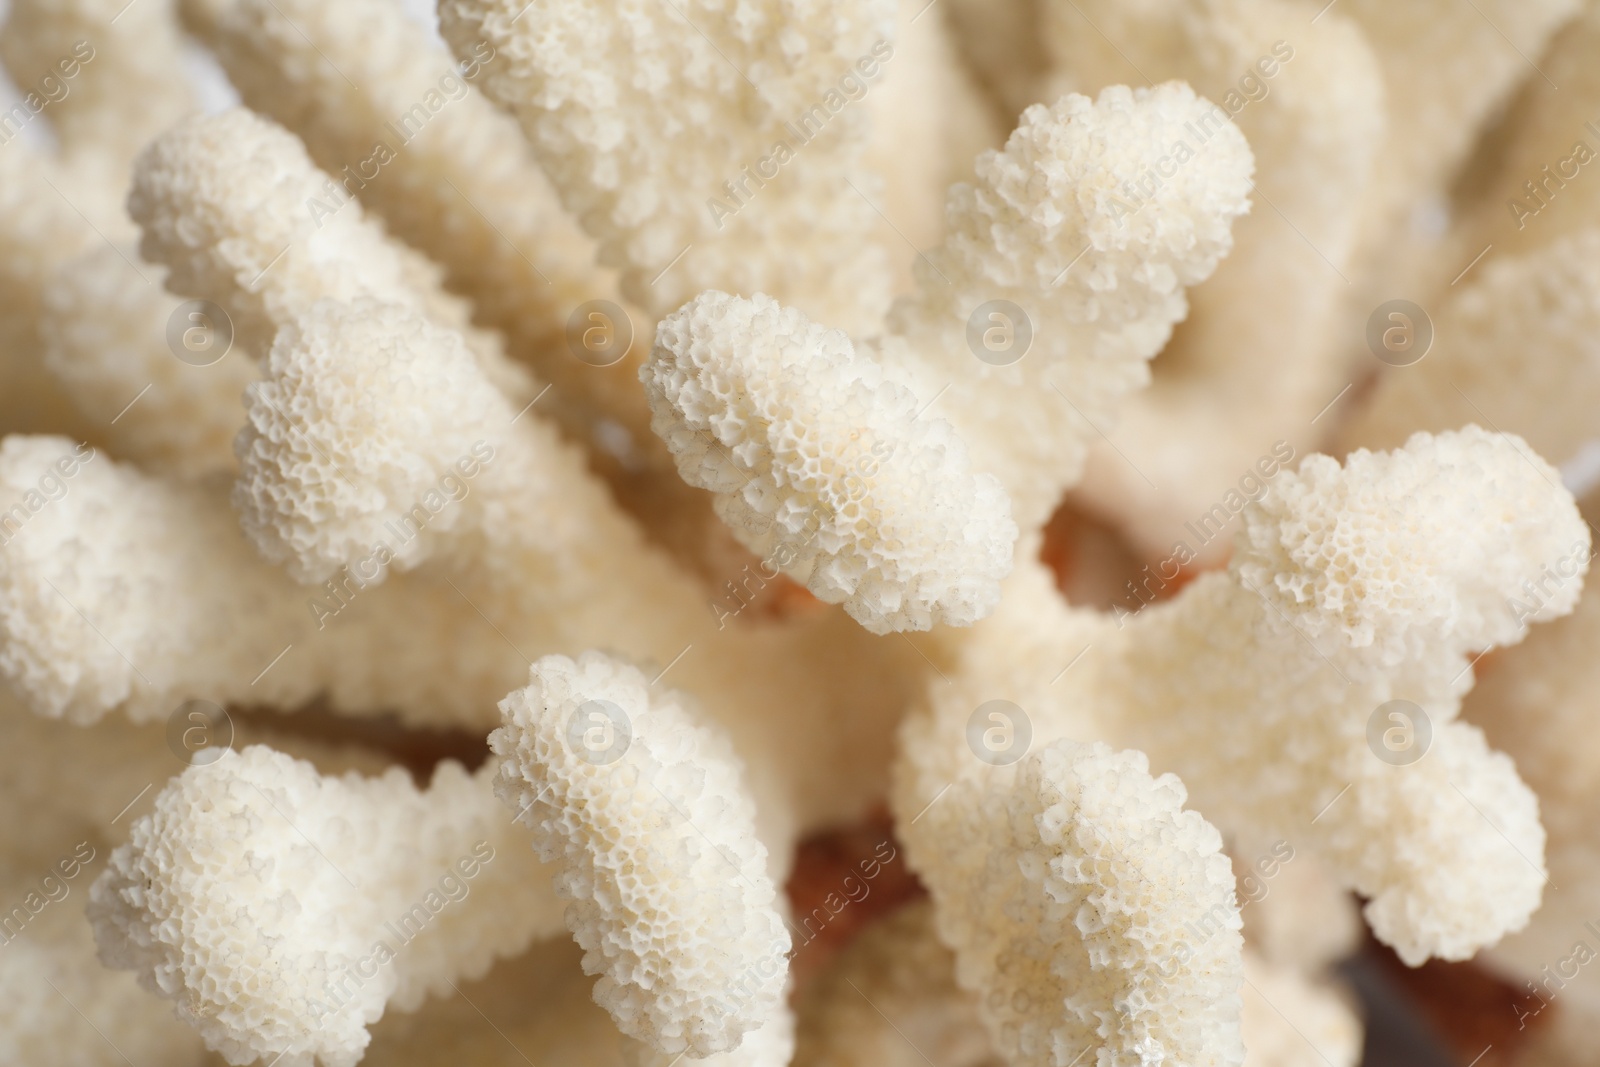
xmin=0 ymin=0 xmax=205 ymax=446
xmin=1112 ymin=429 xmax=1575 ymax=963
xmin=183 ymin=0 xmax=607 ymax=355
xmin=647 ymin=290 xmax=1016 ymax=633
xmin=791 ymin=899 xmax=1357 ymax=1067
xmin=1345 ymin=223 xmax=1600 ymax=473
xmin=1240 ymin=951 xmax=1362 ymax=1067
xmin=129 ymin=108 xmax=530 ymax=403
xmin=179 ymin=0 xmax=657 ymax=479
xmin=352 ymin=932 xmax=791 ymax=1067
xmin=0 ymin=899 xmax=209 ymax=1067
xmin=6 ymin=2 xmax=1600 ymax=1066
xmin=1344 ymin=3 xmax=1600 ymax=477
xmin=0 ymin=141 xmax=117 ymax=439
xmin=905 ymin=738 xmax=1246 ymax=1067
xmin=1047 ymin=0 xmax=1383 ymax=559
xmin=864 ymin=0 xmax=1002 ymax=295
xmin=0 ymin=0 xmax=195 ymax=198
xmin=937 ymin=0 xmax=1050 ymax=125
xmin=1465 ymin=566 xmax=1600 ymax=1042
xmin=1443 ymin=3 xmax=1600 ymax=264
xmin=89 ymin=746 xmax=563 ymax=1067
xmin=900 ymin=429 xmax=1581 ymax=971
xmin=234 ymin=301 xmax=505 ymax=582
xmin=1336 ymin=0 xmax=1579 ymax=229
xmin=494 ymin=652 xmax=789 ymax=1058
xmin=883 ymin=81 xmax=1256 ymax=532
xmin=229 ymin=297 xmax=710 ymax=654
xmin=0 ymin=691 xmax=425 ymax=1067
xmin=40 ymin=246 xmax=258 ymax=479
xmin=0 ymin=701 xmax=210 ymax=1067
xmin=0 ymin=433 xmax=517 ymax=728
xmin=1238 ymin=852 xmax=1362 ymax=974
xmin=1334 ymin=0 xmax=1578 ymax=298
xmin=437 ymin=0 xmax=894 ymax=333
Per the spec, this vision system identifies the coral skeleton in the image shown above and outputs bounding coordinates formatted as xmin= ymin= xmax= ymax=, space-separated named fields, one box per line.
xmin=88 ymin=747 xmax=563 ymax=1067
xmin=492 ymin=652 xmax=791 ymax=1058
xmin=1 ymin=0 xmax=1598 ymax=1066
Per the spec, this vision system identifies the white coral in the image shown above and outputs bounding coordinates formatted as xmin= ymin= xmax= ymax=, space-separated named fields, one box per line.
xmin=884 ymin=80 xmax=1256 ymax=531
xmin=438 ymin=0 xmax=895 ymax=332
xmin=89 ymin=746 xmax=563 ymax=1067
xmin=924 ymin=740 xmax=1245 ymax=1067
xmin=899 ymin=429 xmax=1580 ymax=971
xmin=647 ymin=290 xmax=1016 ymax=633
xmin=494 ymin=652 xmax=789 ymax=1058
xmin=5 ymin=3 xmax=1600 ymax=1066
xmin=234 ymin=300 xmax=503 ymax=583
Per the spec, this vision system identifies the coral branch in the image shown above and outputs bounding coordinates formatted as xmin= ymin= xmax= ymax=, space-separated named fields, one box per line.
xmin=647 ymin=290 xmax=1016 ymax=633
xmin=89 ymin=746 xmax=562 ymax=1067
xmin=883 ymin=81 xmax=1255 ymax=530
xmin=901 ymin=739 xmax=1245 ymax=1067
xmin=438 ymin=0 xmax=894 ymax=331
xmin=494 ymin=653 xmax=790 ymax=1058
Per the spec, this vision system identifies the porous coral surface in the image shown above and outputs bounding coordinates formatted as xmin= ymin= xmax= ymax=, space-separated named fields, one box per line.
xmin=1 ymin=1 xmax=1597 ymax=1066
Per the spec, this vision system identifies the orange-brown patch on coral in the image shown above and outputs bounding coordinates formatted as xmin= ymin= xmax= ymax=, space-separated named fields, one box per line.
xmin=784 ymin=807 xmax=926 ymax=991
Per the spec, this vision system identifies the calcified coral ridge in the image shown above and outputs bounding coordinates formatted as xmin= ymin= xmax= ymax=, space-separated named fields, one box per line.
xmin=0 ymin=0 xmax=1597 ymax=1066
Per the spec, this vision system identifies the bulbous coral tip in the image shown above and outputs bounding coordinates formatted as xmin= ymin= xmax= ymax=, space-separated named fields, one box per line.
xmin=88 ymin=745 xmax=561 ymax=1067
xmin=1020 ymin=82 xmax=1254 ymax=266
xmin=644 ymin=290 xmax=1017 ymax=634
xmin=129 ymin=108 xmax=317 ymax=345
xmin=1235 ymin=425 xmax=1589 ymax=658
xmin=880 ymin=79 xmax=1256 ymax=532
xmin=89 ymin=747 xmax=387 ymax=1067
xmin=10 ymin=0 xmax=1600 ymax=1061
xmin=909 ymin=739 xmax=1245 ymax=1067
xmin=925 ymin=79 xmax=1254 ymax=314
xmin=233 ymin=298 xmax=507 ymax=584
xmin=493 ymin=651 xmax=790 ymax=1058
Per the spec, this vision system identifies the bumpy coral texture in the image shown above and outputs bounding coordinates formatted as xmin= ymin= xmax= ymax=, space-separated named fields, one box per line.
xmin=882 ymin=81 xmax=1255 ymax=531
xmin=0 ymin=704 xmax=211 ymax=1067
xmin=1122 ymin=429 xmax=1577 ymax=965
xmin=127 ymin=107 xmax=531 ymax=407
xmin=1043 ymin=0 xmax=1382 ymax=556
xmin=0 ymin=433 xmax=521 ymax=728
xmin=129 ymin=109 xmax=425 ymax=352
xmin=438 ymin=0 xmax=894 ymax=332
xmin=41 ymin=246 xmax=258 ymax=479
xmin=235 ymin=300 xmax=505 ymax=582
xmin=89 ymin=746 xmax=562 ymax=1067
xmin=928 ymin=741 xmax=1245 ymax=1067
xmin=1236 ymin=427 xmax=1585 ymax=656
xmin=648 ymin=290 xmax=1017 ymax=633
xmin=226 ymin=294 xmax=732 ymax=678
xmin=6 ymin=0 xmax=1600 ymax=1065
xmin=896 ymin=430 xmax=1578 ymax=982
xmin=183 ymin=0 xmax=671 ymax=515
xmin=493 ymin=653 xmax=790 ymax=1058
xmin=190 ymin=0 xmax=610 ymax=358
